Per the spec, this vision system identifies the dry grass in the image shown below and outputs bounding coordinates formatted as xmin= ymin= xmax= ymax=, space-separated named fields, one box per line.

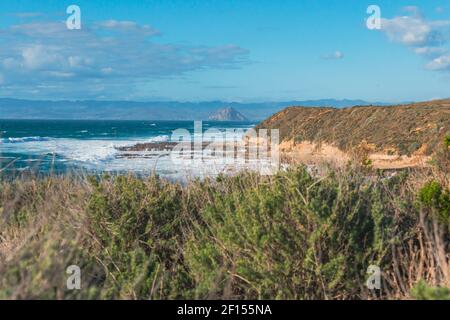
xmin=0 ymin=164 xmax=449 ymax=300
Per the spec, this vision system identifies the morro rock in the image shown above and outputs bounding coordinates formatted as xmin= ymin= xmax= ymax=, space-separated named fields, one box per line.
xmin=208 ymin=107 xmax=248 ymax=121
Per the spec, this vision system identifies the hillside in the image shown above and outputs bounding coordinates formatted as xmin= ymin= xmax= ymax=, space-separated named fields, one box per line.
xmin=257 ymin=99 xmax=450 ymax=167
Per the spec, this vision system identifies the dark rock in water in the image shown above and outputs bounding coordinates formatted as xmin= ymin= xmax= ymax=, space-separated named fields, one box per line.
xmin=117 ymin=141 xmax=180 ymax=152
xmin=208 ymin=107 xmax=248 ymax=121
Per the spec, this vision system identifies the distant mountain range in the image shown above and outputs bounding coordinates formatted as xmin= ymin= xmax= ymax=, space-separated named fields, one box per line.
xmin=0 ymin=98 xmax=389 ymax=121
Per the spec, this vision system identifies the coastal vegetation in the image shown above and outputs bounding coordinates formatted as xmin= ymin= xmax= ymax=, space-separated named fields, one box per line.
xmin=0 ymin=158 xmax=448 ymax=299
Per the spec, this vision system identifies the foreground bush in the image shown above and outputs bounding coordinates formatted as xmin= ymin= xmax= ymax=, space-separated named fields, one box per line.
xmin=0 ymin=166 xmax=449 ymax=299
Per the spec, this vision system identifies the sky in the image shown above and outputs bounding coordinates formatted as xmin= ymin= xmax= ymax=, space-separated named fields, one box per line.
xmin=0 ymin=0 xmax=449 ymax=102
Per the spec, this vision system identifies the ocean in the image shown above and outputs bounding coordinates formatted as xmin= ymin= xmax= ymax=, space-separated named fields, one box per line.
xmin=0 ymin=119 xmax=257 ymax=180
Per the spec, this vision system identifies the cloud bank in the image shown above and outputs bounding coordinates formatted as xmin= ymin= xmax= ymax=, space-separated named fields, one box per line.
xmin=0 ymin=19 xmax=248 ymax=99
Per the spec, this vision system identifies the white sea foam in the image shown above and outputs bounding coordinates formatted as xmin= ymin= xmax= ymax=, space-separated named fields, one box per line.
xmin=1 ymin=135 xmax=169 ymax=165
xmin=148 ymin=135 xmax=170 ymax=142
xmin=1 ymin=137 xmax=130 ymax=164
xmin=0 ymin=136 xmax=51 ymax=144
xmin=55 ymin=139 xmax=124 ymax=163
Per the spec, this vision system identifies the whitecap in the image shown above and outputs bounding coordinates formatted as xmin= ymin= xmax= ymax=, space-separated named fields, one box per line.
xmin=0 ymin=136 xmax=51 ymax=144
xmin=53 ymin=139 xmax=131 ymax=164
xmin=148 ymin=135 xmax=170 ymax=142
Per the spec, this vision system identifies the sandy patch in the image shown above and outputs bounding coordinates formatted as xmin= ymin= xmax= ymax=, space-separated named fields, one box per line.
xmin=279 ymin=140 xmax=431 ymax=169
xmin=368 ymin=153 xmax=431 ymax=169
xmin=280 ymin=141 xmax=350 ymax=167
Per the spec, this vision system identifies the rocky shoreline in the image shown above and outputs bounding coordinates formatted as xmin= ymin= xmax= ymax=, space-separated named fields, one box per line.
xmin=115 ymin=140 xmax=274 ymax=160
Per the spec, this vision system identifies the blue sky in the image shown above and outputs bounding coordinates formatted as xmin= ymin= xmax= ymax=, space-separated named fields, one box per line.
xmin=0 ymin=0 xmax=449 ymax=102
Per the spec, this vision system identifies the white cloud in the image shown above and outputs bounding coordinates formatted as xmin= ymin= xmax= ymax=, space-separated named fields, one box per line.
xmin=101 ymin=20 xmax=138 ymax=29
xmin=378 ymin=7 xmax=450 ymax=73
xmin=381 ymin=16 xmax=434 ymax=46
xmin=97 ymin=20 xmax=160 ymax=36
xmin=68 ymin=56 xmax=93 ymax=68
xmin=101 ymin=67 xmax=114 ymax=75
xmin=414 ymin=46 xmax=446 ymax=56
xmin=21 ymin=45 xmax=63 ymax=69
xmin=321 ymin=51 xmax=344 ymax=60
xmin=44 ymin=71 xmax=75 ymax=78
xmin=426 ymin=54 xmax=450 ymax=71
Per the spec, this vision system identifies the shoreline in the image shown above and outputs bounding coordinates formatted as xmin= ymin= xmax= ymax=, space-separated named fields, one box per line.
xmin=116 ymin=139 xmax=433 ymax=170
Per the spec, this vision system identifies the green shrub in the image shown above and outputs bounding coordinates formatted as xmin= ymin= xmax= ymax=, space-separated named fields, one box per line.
xmin=444 ymin=135 xmax=450 ymax=148
xmin=411 ymin=280 xmax=450 ymax=300
xmin=185 ymin=167 xmax=402 ymax=299
xmin=418 ymin=180 xmax=450 ymax=225
xmin=86 ymin=175 xmax=193 ymax=299
xmin=419 ymin=181 xmax=443 ymax=207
